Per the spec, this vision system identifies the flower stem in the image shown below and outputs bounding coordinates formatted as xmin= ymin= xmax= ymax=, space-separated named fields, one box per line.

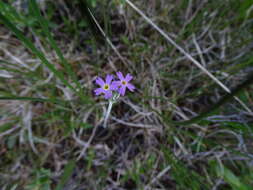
xmin=103 ymin=100 xmax=113 ymax=128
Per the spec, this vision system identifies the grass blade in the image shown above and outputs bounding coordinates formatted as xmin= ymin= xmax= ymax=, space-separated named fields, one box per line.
xmin=0 ymin=12 xmax=76 ymax=92
xmin=146 ymin=70 xmax=253 ymax=125
xmin=28 ymin=0 xmax=83 ymax=93
xmin=125 ymin=0 xmax=252 ymax=114
xmin=156 ymin=70 xmax=253 ymax=125
xmin=55 ymin=160 xmax=76 ymax=190
xmin=0 ymin=96 xmax=68 ymax=106
xmin=174 ymin=70 xmax=253 ymax=125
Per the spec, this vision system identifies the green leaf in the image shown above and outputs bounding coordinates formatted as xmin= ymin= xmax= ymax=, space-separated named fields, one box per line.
xmin=216 ymin=165 xmax=250 ymax=190
xmin=55 ymin=160 xmax=76 ymax=190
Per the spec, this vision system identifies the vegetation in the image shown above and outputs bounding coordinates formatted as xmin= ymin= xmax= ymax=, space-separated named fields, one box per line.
xmin=0 ymin=0 xmax=252 ymax=189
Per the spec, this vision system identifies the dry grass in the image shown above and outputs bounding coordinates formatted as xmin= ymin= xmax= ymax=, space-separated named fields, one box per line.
xmin=0 ymin=0 xmax=253 ymax=189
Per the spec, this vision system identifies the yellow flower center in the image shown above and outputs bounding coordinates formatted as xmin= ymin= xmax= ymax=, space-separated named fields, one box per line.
xmin=122 ymin=80 xmax=127 ymax=85
xmin=103 ymin=84 xmax=109 ymax=90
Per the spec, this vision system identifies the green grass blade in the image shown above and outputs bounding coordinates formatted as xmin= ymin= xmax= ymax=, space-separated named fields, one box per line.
xmin=55 ymin=160 xmax=76 ymax=190
xmin=216 ymin=164 xmax=250 ymax=190
xmin=28 ymin=0 xmax=83 ymax=93
xmin=0 ymin=1 xmax=23 ymax=23
xmin=145 ymin=69 xmax=253 ymax=126
xmin=174 ymin=70 xmax=253 ymax=125
xmin=162 ymin=147 xmax=210 ymax=189
xmin=0 ymin=12 xmax=76 ymax=93
xmin=0 ymin=96 xmax=68 ymax=106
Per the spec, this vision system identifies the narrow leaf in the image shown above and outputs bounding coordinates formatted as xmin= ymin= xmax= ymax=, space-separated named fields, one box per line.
xmin=55 ymin=160 xmax=76 ymax=190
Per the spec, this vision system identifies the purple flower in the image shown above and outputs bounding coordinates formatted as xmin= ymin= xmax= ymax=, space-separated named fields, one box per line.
xmin=113 ymin=71 xmax=135 ymax=96
xmin=94 ymin=75 xmax=117 ymax=99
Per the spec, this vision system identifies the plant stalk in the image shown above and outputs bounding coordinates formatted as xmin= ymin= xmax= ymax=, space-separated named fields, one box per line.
xmin=103 ymin=100 xmax=113 ymax=128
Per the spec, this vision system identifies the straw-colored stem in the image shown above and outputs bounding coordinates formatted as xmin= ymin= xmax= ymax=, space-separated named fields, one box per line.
xmin=103 ymin=100 xmax=114 ymax=128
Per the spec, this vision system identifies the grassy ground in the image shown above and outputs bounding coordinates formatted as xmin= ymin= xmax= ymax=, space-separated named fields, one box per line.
xmin=0 ymin=0 xmax=253 ymax=189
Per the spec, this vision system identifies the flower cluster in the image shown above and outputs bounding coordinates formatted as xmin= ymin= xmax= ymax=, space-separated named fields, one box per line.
xmin=94 ymin=71 xmax=135 ymax=99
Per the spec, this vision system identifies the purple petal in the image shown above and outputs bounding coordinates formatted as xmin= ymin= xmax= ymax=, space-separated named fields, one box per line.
xmin=104 ymin=90 xmax=112 ymax=99
xmin=126 ymin=83 xmax=135 ymax=92
xmin=112 ymin=81 xmax=121 ymax=87
xmin=106 ymin=74 xmax=113 ymax=84
xmin=95 ymin=77 xmax=105 ymax=86
xmin=119 ymin=86 xmax=126 ymax=96
xmin=110 ymin=83 xmax=119 ymax=91
xmin=125 ymin=74 xmax=133 ymax=82
xmin=94 ymin=88 xmax=105 ymax=95
xmin=116 ymin=71 xmax=124 ymax=81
